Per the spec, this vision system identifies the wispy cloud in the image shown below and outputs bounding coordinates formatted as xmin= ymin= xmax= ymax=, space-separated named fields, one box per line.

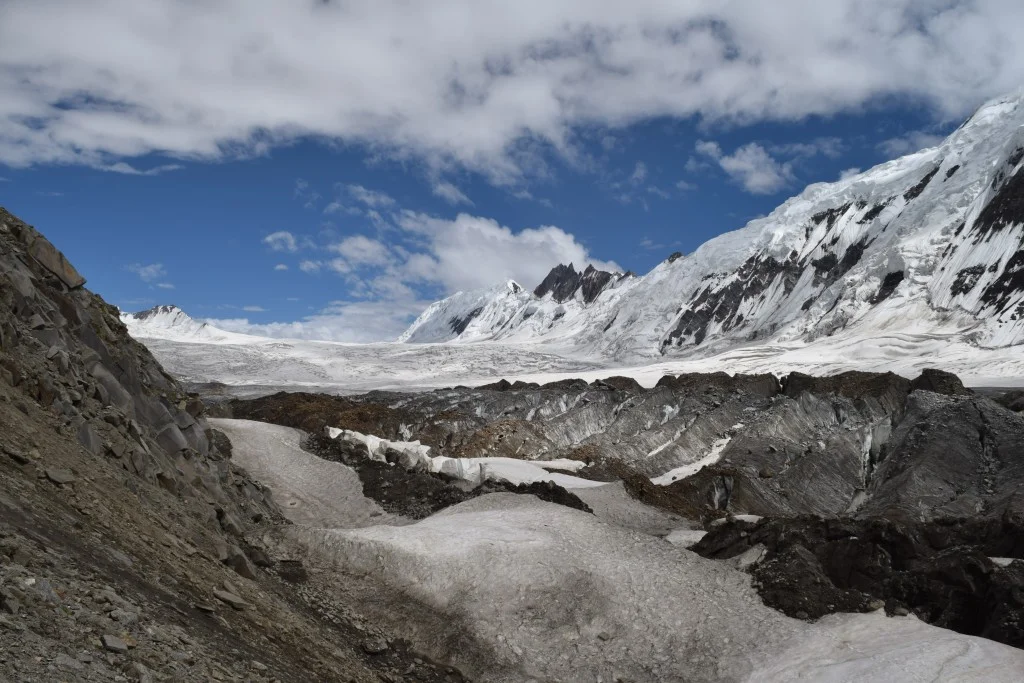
xmin=263 ymin=231 xmax=299 ymax=253
xmin=274 ymin=263 xmax=289 ymax=271
xmin=126 ymin=262 xmax=174 ymax=290
xmin=97 ymin=162 xmax=183 ymax=176
xmin=878 ymin=131 xmax=946 ymax=157
xmin=432 ymin=180 xmax=473 ymax=206
xmin=346 ymin=184 xmax=395 ymax=208
xmin=242 ymin=305 xmax=266 ymax=312
xmin=126 ymin=263 xmax=167 ymax=282
xmin=294 ymin=178 xmax=321 ymax=209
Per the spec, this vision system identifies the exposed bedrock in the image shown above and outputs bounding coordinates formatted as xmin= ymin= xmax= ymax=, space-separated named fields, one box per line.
xmin=692 ymin=515 xmax=1024 ymax=648
xmin=224 ymin=366 xmax=1023 ymax=523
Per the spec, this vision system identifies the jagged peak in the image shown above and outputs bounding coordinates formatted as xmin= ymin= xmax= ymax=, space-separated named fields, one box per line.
xmin=129 ymin=304 xmax=188 ymax=320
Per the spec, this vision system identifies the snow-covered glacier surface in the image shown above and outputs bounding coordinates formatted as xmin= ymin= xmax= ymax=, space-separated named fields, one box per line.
xmin=123 ymin=316 xmax=1024 ymax=391
xmin=216 ymin=420 xmax=1024 ymax=682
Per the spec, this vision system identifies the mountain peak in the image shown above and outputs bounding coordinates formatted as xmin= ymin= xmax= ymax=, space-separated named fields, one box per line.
xmin=535 ymin=262 xmax=616 ymax=303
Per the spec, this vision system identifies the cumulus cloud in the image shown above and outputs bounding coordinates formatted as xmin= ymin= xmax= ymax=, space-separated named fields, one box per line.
xmin=263 ymin=231 xmax=298 ymax=253
xmin=3 ymin=0 xmax=1022 ymax=180
xmin=697 ymin=141 xmax=793 ymax=194
xmin=274 ymin=263 xmax=289 ymax=271
xmin=391 ymin=211 xmax=619 ymax=294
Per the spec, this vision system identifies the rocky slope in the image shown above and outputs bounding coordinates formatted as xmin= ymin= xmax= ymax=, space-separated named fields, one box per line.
xmin=399 ymin=91 xmax=1024 ymax=361
xmin=0 ymin=207 xmax=463 ymax=681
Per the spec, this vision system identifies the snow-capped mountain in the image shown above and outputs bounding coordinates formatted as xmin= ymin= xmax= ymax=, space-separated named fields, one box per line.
xmin=399 ymin=264 xmax=632 ymax=343
xmin=398 ymin=281 xmax=532 ymax=343
xmin=120 ymin=305 xmax=255 ymax=344
xmin=401 ymin=91 xmax=1024 ymax=360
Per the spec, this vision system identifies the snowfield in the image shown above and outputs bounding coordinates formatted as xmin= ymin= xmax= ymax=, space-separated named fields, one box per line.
xmin=217 ymin=418 xmax=1024 ymax=682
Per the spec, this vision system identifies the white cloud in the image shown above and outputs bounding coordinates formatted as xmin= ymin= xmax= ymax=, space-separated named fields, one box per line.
xmin=347 ymin=184 xmax=395 ymax=208
xmin=156 ymin=282 xmax=175 ymax=289
xmin=242 ymin=305 xmax=266 ymax=312
xmin=839 ymin=167 xmax=862 ymax=181
xmin=3 ymin=1 xmax=1022 ymax=180
xmin=294 ymin=178 xmax=321 ymax=209
xmin=393 ymin=211 xmax=620 ymax=293
xmin=263 ymin=231 xmax=298 ymax=253
xmin=274 ymin=263 xmax=289 ymax=271
xmin=646 ymin=186 xmax=670 ymax=199
xmin=0 ymin=177 xmax=9 ymax=182
xmin=694 ymin=140 xmax=723 ymax=159
xmin=328 ymin=235 xmax=392 ymax=268
xmin=432 ymin=180 xmax=473 ymax=206
xmin=878 ymin=131 xmax=947 ymax=157
xmin=697 ymin=141 xmax=793 ymax=194
xmin=97 ymin=162 xmax=183 ymax=176
xmin=769 ymin=138 xmax=845 ymax=159
xmin=630 ymin=162 xmax=648 ymax=185
xmin=676 ymin=179 xmax=697 ymax=191
xmin=126 ymin=263 xmax=167 ymax=282
xmin=299 ymin=260 xmax=322 ymax=274
xmin=684 ymin=156 xmax=711 ymax=174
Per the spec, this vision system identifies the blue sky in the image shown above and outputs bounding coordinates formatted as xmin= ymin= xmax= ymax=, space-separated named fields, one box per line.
xmin=1 ymin=0 xmax=1021 ymax=341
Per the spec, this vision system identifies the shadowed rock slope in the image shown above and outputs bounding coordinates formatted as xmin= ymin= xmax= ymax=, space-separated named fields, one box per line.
xmin=0 ymin=208 xmax=463 ymax=682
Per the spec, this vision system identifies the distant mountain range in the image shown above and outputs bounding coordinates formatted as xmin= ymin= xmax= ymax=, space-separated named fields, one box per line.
xmin=399 ymin=92 xmax=1024 ymax=362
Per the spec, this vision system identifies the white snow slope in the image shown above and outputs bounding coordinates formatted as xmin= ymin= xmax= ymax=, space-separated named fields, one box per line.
xmin=400 ymin=91 xmax=1024 ymax=362
xmin=120 ymin=305 xmax=259 ymax=344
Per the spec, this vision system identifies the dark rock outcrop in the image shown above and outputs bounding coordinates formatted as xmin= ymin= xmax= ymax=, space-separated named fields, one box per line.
xmin=534 ymin=263 xmax=617 ymax=304
xmin=693 ymin=516 xmax=1024 ymax=648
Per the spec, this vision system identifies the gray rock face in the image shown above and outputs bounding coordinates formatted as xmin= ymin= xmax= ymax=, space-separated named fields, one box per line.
xmin=0 ymin=206 xmax=282 ymax=567
xmin=231 ymin=367 xmax=1024 ymax=524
